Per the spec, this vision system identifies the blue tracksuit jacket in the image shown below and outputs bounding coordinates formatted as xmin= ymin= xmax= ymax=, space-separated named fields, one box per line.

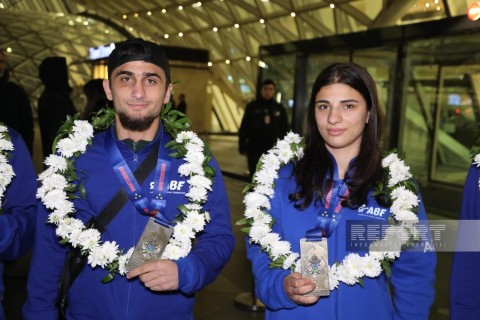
xmin=23 ymin=126 xmax=235 ymax=320
xmin=0 ymin=128 xmax=36 ymax=319
xmin=247 ymin=161 xmax=436 ymax=320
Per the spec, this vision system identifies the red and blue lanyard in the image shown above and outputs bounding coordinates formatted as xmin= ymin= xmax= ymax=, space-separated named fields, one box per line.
xmin=106 ymin=128 xmax=172 ymax=228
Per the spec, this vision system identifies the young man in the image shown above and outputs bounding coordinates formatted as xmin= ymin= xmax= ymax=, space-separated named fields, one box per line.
xmin=23 ymin=38 xmax=235 ymax=320
xmin=238 ymin=79 xmax=289 ymax=177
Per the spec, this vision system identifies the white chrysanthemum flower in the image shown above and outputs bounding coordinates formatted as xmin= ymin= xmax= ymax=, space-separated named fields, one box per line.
xmin=73 ymin=120 xmax=94 ymax=139
xmin=88 ymin=241 xmax=119 ymax=268
xmin=70 ymin=133 xmax=89 ymax=153
xmin=175 ymin=131 xmax=197 ymax=143
xmin=184 ymin=210 xmax=206 ymax=232
xmin=254 ymin=184 xmax=275 ymax=198
xmin=261 ymin=153 xmax=281 ymax=171
xmin=188 ymin=175 xmax=212 ymax=191
xmin=42 ymin=189 xmax=69 ymax=210
xmin=283 ymin=132 xmax=302 ymax=144
xmin=44 ymin=154 xmax=68 ymax=172
xmin=249 ymin=224 xmax=272 ymax=243
xmin=474 ymin=154 xmax=480 ymax=167
xmin=162 ymin=239 xmax=185 ymax=260
xmin=244 ymin=192 xmax=271 ymax=211
xmin=77 ymin=228 xmax=102 ymax=251
xmin=251 ymin=212 xmax=272 ymax=226
xmin=387 ymin=159 xmax=412 ymax=186
xmin=244 ymin=207 xmax=265 ymax=220
xmin=178 ymin=163 xmax=196 ymax=176
xmin=57 ymin=137 xmax=77 ymax=158
xmin=173 ymin=223 xmax=195 ymax=241
xmin=361 ymin=254 xmax=383 ymax=278
xmin=329 ymin=265 xmax=340 ymax=290
xmin=119 ymin=248 xmax=134 ymax=275
xmin=185 ymin=203 xmax=202 ymax=211
xmin=42 ymin=173 xmax=69 ymax=192
xmin=186 ymin=186 xmax=208 ymax=202
xmin=341 ymin=253 xmax=365 ymax=279
xmin=382 ymin=153 xmax=399 ymax=168
xmin=392 ymin=209 xmax=418 ymax=223
xmin=254 ymin=167 xmax=278 ymax=187
xmin=0 ymin=138 xmax=14 ymax=151
xmin=390 ymin=187 xmax=419 ymax=212
xmin=283 ymin=252 xmax=299 ymax=270
xmin=258 ymin=232 xmax=280 ymax=248
xmin=270 ymin=240 xmax=291 ymax=260
xmin=276 ymin=141 xmax=294 ymax=164
xmin=0 ymin=125 xmax=7 ymax=133
xmin=335 ymin=263 xmax=358 ymax=285
xmin=0 ymin=154 xmax=7 ymax=163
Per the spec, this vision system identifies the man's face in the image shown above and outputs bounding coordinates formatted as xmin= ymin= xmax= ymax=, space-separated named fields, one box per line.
xmin=261 ymin=84 xmax=276 ymax=100
xmin=103 ymin=60 xmax=172 ymax=132
xmin=0 ymin=52 xmax=6 ymax=78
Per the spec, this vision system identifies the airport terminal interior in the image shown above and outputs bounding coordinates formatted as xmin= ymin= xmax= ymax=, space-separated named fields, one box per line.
xmin=1 ymin=0 xmax=480 ymax=319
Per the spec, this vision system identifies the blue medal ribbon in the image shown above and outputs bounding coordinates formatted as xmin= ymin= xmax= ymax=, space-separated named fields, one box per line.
xmin=106 ymin=127 xmax=172 ymax=228
xmin=306 ymin=181 xmax=349 ymax=241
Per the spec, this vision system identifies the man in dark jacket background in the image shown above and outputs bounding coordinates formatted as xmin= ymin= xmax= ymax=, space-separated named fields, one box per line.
xmin=37 ymin=56 xmax=77 ymax=160
xmin=0 ymin=48 xmax=34 ymax=155
xmin=238 ymin=79 xmax=289 ymax=177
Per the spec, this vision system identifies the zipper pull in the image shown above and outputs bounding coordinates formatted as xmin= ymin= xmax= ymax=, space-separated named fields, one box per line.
xmin=133 ymin=154 xmax=138 ymax=163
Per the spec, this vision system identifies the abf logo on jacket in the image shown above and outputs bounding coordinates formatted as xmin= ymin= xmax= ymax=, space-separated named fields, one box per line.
xmin=357 ymin=204 xmax=387 ymax=219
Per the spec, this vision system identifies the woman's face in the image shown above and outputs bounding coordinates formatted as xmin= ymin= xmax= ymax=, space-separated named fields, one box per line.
xmin=314 ymin=83 xmax=370 ymax=159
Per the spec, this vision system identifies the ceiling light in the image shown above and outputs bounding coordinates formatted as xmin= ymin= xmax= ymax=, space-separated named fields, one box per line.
xmin=122 ymin=15 xmax=127 ymax=19
xmin=208 ymin=62 xmax=213 ymax=67
xmin=213 ymin=27 xmax=218 ymax=32
xmin=234 ymin=23 xmax=239 ymax=28
xmin=164 ymin=34 xmax=169 ymax=39
xmin=134 ymin=13 xmax=139 ymax=17
xmin=162 ymin=9 xmax=167 ymax=13
xmin=245 ymin=56 xmax=251 ymax=61
xmin=178 ymin=32 xmax=184 ymax=37
xmin=259 ymin=19 xmax=265 ymax=24
xmin=6 ymin=47 xmax=12 ymax=53
xmin=330 ymin=3 xmax=335 ymax=9
xmin=290 ymin=12 xmax=296 ymax=17
xmin=192 ymin=2 xmax=202 ymax=7
xmin=178 ymin=5 xmax=183 ymax=10
xmin=225 ymin=59 xmax=230 ymax=64
xmin=147 ymin=11 xmax=152 ymax=16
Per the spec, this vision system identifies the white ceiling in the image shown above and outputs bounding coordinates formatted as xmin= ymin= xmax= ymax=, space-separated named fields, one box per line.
xmin=0 ymin=0 xmax=471 ymax=107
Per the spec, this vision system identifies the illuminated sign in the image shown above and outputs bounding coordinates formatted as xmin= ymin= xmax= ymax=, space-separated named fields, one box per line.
xmin=88 ymin=42 xmax=116 ymax=60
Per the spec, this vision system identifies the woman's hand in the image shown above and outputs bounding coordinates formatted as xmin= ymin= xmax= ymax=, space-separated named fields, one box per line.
xmin=283 ymin=272 xmax=321 ymax=305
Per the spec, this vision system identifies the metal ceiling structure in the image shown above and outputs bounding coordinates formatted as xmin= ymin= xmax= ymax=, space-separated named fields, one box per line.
xmin=0 ymin=0 xmax=472 ymax=109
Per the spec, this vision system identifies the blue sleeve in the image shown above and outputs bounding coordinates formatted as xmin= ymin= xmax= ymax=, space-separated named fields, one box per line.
xmin=0 ymin=129 xmax=36 ymax=260
xmin=176 ymin=156 xmax=235 ymax=295
xmin=23 ymin=200 xmax=68 ymax=320
xmin=450 ymin=165 xmax=480 ymax=320
xmin=245 ymin=171 xmax=297 ymax=311
xmin=390 ymin=192 xmax=437 ymax=320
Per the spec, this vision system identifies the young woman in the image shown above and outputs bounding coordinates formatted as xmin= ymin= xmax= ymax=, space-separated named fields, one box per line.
xmin=245 ymin=62 xmax=436 ymax=319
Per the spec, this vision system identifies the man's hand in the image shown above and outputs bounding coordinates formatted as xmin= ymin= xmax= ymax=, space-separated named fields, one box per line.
xmin=127 ymin=259 xmax=179 ymax=291
xmin=283 ymin=272 xmax=320 ymax=305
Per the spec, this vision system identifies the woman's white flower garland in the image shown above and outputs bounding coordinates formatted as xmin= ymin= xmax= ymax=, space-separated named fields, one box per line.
xmin=240 ymin=132 xmax=421 ymax=290
xmin=37 ymin=119 xmax=212 ymax=278
xmin=0 ymin=125 xmax=15 ymax=209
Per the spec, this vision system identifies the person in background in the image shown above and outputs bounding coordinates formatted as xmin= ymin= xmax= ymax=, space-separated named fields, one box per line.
xmin=176 ymin=93 xmax=187 ymax=114
xmin=450 ymin=138 xmax=480 ymax=320
xmin=0 ymin=48 xmax=34 ymax=155
xmin=238 ymin=79 xmax=288 ymax=177
xmin=23 ymin=38 xmax=234 ymax=320
xmin=37 ymin=56 xmax=77 ymax=160
xmin=245 ymin=63 xmax=436 ymax=319
xmin=82 ymin=78 xmax=110 ymax=121
xmin=0 ymin=125 xmax=37 ymax=318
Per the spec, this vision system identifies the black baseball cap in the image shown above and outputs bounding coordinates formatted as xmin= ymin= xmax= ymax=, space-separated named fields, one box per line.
xmin=107 ymin=38 xmax=170 ymax=82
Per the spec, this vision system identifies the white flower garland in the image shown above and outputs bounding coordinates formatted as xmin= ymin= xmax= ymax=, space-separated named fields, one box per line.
xmin=241 ymin=132 xmax=421 ymax=290
xmin=473 ymin=153 xmax=480 ymax=191
xmin=37 ymin=119 xmax=212 ymax=277
xmin=0 ymin=125 xmax=15 ymax=209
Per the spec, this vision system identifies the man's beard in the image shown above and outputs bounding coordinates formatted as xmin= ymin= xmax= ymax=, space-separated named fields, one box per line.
xmin=117 ymin=110 xmax=157 ymax=132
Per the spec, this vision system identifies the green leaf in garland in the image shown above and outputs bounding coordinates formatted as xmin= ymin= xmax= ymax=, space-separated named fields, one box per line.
xmin=101 ymin=273 xmax=115 ymax=283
